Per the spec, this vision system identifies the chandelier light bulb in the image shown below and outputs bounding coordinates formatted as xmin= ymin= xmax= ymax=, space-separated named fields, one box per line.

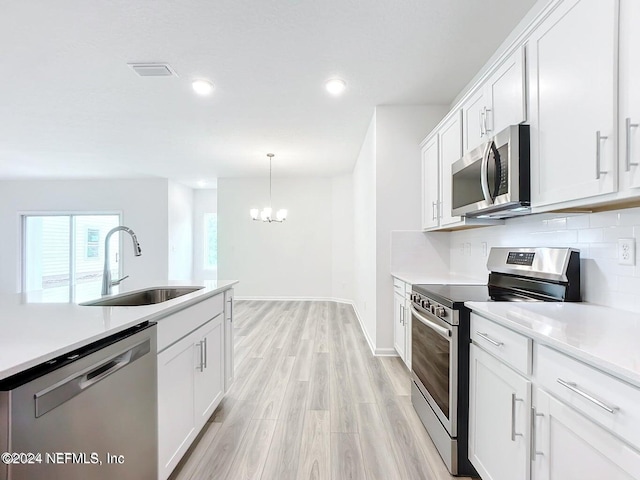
xmin=250 ymin=209 xmax=259 ymax=220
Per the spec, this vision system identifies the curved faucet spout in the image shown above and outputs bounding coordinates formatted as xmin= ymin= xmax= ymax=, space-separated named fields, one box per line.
xmin=102 ymin=226 xmax=143 ymax=296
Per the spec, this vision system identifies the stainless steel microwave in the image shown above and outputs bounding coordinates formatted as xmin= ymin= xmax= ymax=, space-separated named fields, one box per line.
xmin=451 ymin=125 xmax=530 ymax=218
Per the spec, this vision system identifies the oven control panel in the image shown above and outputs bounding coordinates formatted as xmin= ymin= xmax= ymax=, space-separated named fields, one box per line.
xmin=411 ymin=293 xmax=447 ymax=318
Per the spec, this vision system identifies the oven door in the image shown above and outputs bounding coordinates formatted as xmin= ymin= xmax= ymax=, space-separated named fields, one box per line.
xmin=411 ymin=305 xmax=458 ymax=436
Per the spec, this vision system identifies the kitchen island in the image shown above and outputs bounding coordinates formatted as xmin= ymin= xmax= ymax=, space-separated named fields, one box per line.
xmin=0 ymin=279 xmax=237 ymax=480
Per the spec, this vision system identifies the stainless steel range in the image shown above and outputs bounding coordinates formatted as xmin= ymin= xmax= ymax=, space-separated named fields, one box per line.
xmin=410 ymin=247 xmax=581 ymax=476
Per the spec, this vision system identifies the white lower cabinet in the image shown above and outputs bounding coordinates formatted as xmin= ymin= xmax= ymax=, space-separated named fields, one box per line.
xmin=157 ymin=330 xmax=198 ymax=479
xmin=469 ymin=344 xmax=531 ymax=480
xmin=392 ymin=279 xmax=412 ymax=369
xmin=156 ymin=292 xmax=227 ymax=480
xmin=224 ymin=288 xmax=235 ymax=391
xmin=194 ymin=316 xmax=224 ymax=428
xmin=393 ymin=290 xmax=406 ymax=362
xmin=470 ymin=311 xmax=640 ymax=480
xmin=532 ymin=388 xmax=640 ymax=480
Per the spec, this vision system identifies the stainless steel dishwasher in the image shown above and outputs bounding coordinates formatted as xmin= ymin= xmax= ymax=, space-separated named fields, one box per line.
xmin=0 ymin=322 xmax=157 ymax=480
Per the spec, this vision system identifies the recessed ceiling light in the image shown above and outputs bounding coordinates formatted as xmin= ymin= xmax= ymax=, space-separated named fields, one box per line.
xmin=325 ymin=77 xmax=347 ymax=95
xmin=197 ymin=180 xmax=206 ymax=187
xmin=192 ymin=79 xmax=214 ymax=96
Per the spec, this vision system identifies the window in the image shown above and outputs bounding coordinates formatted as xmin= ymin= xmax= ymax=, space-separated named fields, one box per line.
xmin=203 ymin=213 xmax=217 ymax=270
xmin=23 ymin=214 xmax=121 ymax=302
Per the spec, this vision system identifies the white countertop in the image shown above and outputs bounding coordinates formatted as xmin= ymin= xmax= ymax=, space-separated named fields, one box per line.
xmin=0 ymin=279 xmax=238 ymax=381
xmin=391 ymin=271 xmax=485 ymax=286
xmin=466 ymin=302 xmax=640 ymax=388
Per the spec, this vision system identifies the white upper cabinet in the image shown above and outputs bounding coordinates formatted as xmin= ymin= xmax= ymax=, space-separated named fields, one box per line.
xmin=463 ymin=88 xmax=488 ymax=153
xmin=463 ymin=47 xmax=526 ymax=154
xmin=421 ymin=135 xmax=440 ymax=230
xmin=528 ymin=0 xmax=617 ymax=207
xmin=439 ymin=111 xmax=464 ymax=227
xmin=619 ymin=0 xmax=640 ymax=191
xmin=488 ymin=48 xmax=527 ymax=136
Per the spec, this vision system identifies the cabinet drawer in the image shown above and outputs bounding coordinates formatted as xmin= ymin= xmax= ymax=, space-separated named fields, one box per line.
xmin=471 ymin=313 xmax=532 ymax=375
xmin=393 ymin=278 xmax=406 ymax=295
xmin=536 ymin=344 xmax=640 ymax=452
xmin=157 ymin=294 xmax=224 ymax=352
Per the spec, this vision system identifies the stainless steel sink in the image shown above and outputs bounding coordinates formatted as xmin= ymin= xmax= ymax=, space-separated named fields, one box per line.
xmin=80 ymin=286 xmax=204 ymax=306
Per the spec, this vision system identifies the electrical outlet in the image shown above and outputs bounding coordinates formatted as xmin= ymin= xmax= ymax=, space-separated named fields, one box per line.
xmin=618 ymin=238 xmax=636 ymax=266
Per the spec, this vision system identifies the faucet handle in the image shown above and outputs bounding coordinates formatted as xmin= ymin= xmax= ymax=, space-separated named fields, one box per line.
xmin=111 ymin=275 xmax=129 ymax=286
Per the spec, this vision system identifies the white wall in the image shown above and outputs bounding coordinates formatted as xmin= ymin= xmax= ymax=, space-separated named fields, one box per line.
xmin=390 ymin=230 xmax=450 ymax=275
xmin=450 ymin=207 xmax=640 ymax=312
xmin=352 ymin=114 xmax=378 ymax=350
xmin=217 ymin=176 xmax=335 ymax=299
xmin=374 ymin=105 xmax=448 ymax=353
xmin=330 ymin=174 xmax=354 ymax=302
xmin=192 ymin=189 xmax=218 ymax=281
xmin=0 ymin=178 xmax=170 ymax=294
xmin=168 ymin=181 xmax=194 ymax=281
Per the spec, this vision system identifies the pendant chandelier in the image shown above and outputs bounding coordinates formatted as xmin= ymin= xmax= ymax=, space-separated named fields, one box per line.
xmin=250 ymin=153 xmax=288 ymax=223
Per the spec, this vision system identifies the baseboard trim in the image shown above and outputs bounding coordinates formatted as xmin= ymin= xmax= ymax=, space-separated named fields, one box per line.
xmin=235 ymin=296 xmax=353 ymax=304
xmin=235 ymin=296 xmax=398 ymax=358
xmin=348 ymin=302 xmax=377 ymax=357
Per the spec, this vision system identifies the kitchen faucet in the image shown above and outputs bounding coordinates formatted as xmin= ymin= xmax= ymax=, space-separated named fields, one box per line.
xmin=101 ymin=226 xmax=142 ymax=296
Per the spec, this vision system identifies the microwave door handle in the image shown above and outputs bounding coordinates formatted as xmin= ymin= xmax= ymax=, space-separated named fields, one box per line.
xmin=480 ymin=142 xmax=492 ymax=204
xmin=492 ymin=143 xmax=502 ymax=200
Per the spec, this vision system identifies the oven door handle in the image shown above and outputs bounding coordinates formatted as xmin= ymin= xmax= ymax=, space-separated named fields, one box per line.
xmin=410 ymin=306 xmax=451 ymax=339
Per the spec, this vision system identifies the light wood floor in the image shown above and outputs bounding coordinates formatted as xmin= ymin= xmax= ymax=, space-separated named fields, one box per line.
xmin=169 ymin=300 xmax=473 ymax=480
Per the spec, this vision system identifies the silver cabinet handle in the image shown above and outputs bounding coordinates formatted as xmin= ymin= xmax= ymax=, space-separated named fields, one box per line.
xmin=197 ymin=340 xmax=205 ymax=372
xmin=401 ymin=305 xmax=405 ymax=326
xmin=626 ymin=118 xmax=639 ymax=172
xmin=476 ymin=331 xmax=504 ymax=347
xmin=511 ymin=394 xmax=524 ymax=441
xmin=230 ymin=298 xmax=233 ymax=322
xmin=483 ymin=106 xmax=492 ymax=134
xmin=479 ymin=108 xmax=485 ymax=136
xmin=203 ymin=336 xmax=208 ymax=369
xmin=556 ymin=378 xmax=618 ymax=414
xmin=432 ymin=201 xmax=437 ymax=220
xmin=531 ymin=407 xmax=544 ymax=458
xmin=596 ymin=130 xmax=608 ymax=179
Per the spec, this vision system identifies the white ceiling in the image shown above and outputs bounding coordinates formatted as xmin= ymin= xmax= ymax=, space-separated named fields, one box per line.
xmin=0 ymin=0 xmax=536 ymax=186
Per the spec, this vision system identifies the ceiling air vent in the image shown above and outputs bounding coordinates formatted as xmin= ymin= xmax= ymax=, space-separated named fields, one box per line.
xmin=128 ymin=63 xmax=177 ymax=77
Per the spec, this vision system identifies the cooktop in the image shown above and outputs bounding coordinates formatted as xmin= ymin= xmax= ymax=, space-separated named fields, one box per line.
xmin=412 ymin=284 xmax=491 ymax=308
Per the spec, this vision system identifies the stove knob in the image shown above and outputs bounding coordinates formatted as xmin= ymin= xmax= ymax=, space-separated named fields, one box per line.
xmin=430 ymin=305 xmax=436 ymax=314
xmin=435 ymin=307 xmax=446 ymax=317
xmin=421 ymin=299 xmax=428 ymax=308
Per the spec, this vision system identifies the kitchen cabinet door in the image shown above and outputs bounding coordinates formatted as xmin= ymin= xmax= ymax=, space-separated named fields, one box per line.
xmin=224 ymin=288 xmax=235 ymax=391
xmin=194 ymin=315 xmax=224 ymax=430
xmin=487 ymin=47 xmax=526 ymax=136
xmin=393 ymin=291 xmax=406 ymax=363
xmin=528 ymin=0 xmax=617 ymax=207
xmin=421 ymin=135 xmax=440 ymax=230
xmin=619 ymin=0 xmax=640 ymax=191
xmin=439 ymin=110 xmax=463 ymax=226
xmin=157 ymin=331 xmax=198 ymax=480
xmin=532 ymin=388 xmax=640 ymax=480
xmin=469 ymin=344 xmax=531 ymax=480
xmin=463 ymin=87 xmax=488 ymax=153
xmin=403 ymin=284 xmax=412 ymax=370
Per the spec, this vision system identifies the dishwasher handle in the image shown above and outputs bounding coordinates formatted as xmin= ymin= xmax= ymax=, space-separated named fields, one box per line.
xmin=34 ymin=338 xmax=151 ymax=418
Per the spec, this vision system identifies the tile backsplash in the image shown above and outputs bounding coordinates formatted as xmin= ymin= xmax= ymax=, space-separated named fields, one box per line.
xmin=449 ymin=207 xmax=640 ymax=312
